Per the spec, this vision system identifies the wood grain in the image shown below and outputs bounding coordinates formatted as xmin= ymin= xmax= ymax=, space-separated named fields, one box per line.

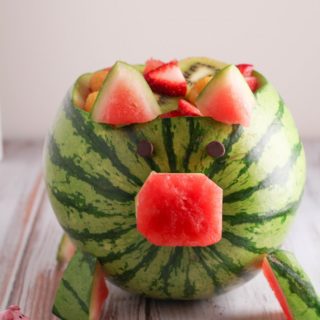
xmin=0 ymin=140 xmax=319 ymax=320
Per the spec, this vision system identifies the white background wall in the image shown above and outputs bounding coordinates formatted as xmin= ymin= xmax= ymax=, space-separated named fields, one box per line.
xmin=1 ymin=0 xmax=319 ymax=140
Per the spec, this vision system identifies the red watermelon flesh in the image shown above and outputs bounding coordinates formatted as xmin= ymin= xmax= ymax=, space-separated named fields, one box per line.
xmin=196 ymin=65 xmax=256 ymax=127
xmin=262 ymin=258 xmax=293 ymax=320
xmin=90 ymin=263 xmax=109 ymax=320
xmin=91 ymin=61 xmax=161 ymax=125
xmin=136 ymin=172 xmax=223 ymax=247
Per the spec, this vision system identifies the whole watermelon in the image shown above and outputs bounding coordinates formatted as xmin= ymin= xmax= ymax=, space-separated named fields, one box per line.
xmin=44 ymin=57 xmax=306 ymax=299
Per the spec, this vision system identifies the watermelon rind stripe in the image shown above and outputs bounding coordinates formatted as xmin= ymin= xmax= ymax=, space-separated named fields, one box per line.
xmin=61 ymin=278 xmax=90 ymax=314
xmin=205 ymin=125 xmax=244 ymax=178
xmin=62 ymin=223 xmax=136 ymax=244
xmin=223 ymin=200 xmax=300 ymax=225
xmin=98 ymin=238 xmax=146 ymax=264
xmin=161 ymin=118 xmax=177 ymax=172
xmin=52 ymin=305 xmax=66 ymax=320
xmin=159 ymin=247 xmax=184 ymax=297
xmin=123 ymin=125 xmax=162 ymax=172
xmin=115 ymin=245 xmax=160 ymax=283
xmin=193 ymin=247 xmax=222 ymax=288
xmin=183 ymin=256 xmax=196 ymax=298
xmin=267 ymin=250 xmax=320 ymax=319
xmin=183 ymin=118 xmax=205 ymax=172
xmin=64 ymin=99 xmax=143 ymax=187
xmin=207 ymin=246 xmax=243 ymax=274
xmin=222 ymin=231 xmax=269 ymax=254
xmin=223 ymin=142 xmax=302 ymax=203
xmin=48 ymin=184 xmax=126 ymax=218
xmin=48 ymin=135 xmax=135 ymax=202
xmin=228 ymin=99 xmax=285 ymax=187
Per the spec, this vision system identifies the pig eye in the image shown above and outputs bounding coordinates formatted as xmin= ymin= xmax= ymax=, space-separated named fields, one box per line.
xmin=206 ymin=141 xmax=225 ymax=158
xmin=137 ymin=140 xmax=154 ymax=158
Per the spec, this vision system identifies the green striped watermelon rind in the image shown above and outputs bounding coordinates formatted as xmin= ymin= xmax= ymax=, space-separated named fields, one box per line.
xmin=44 ymin=57 xmax=306 ymax=300
xmin=266 ymin=250 xmax=320 ymax=319
xmin=53 ymin=250 xmax=105 ymax=319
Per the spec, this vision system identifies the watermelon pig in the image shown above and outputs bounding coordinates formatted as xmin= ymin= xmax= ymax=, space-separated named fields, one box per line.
xmin=44 ymin=57 xmax=320 ymax=319
xmin=0 ymin=305 xmax=29 ymax=320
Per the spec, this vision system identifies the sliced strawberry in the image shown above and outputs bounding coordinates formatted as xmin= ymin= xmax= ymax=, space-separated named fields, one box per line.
xmin=144 ymin=58 xmax=164 ymax=75
xmin=160 ymin=99 xmax=202 ymax=118
xmin=178 ymin=99 xmax=202 ymax=116
xmin=145 ymin=61 xmax=187 ymax=96
xmin=236 ymin=64 xmax=254 ymax=77
xmin=245 ymin=76 xmax=259 ymax=92
xmin=236 ymin=64 xmax=259 ymax=92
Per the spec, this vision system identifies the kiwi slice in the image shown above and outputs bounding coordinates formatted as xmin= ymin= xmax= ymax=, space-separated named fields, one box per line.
xmin=179 ymin=57 xmax=227 ymax=86
xmin=155 ymin=94 xmax=180 ymax=113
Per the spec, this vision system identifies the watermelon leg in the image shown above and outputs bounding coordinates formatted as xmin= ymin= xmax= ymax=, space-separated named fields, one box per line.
xmin=262 ymin=249 xmax=320 ymax=320
xmin=52 ymin=250 xmax=108 ymax=320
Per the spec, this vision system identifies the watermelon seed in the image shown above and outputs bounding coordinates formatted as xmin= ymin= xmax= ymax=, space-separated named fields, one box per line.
xmin=137 ymin=140 xmax=154 ymax=158
xmin=206 ymin=141 xmax=225 ymax=158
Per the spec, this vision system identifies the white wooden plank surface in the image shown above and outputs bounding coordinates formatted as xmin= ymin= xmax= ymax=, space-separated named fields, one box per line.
xmin=0 ymin=140 xmax=319 ymax=319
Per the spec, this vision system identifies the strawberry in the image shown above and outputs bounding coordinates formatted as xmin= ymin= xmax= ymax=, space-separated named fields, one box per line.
xmin=244 ymin=76 xmax=259 ymax=92
xmin=143 ymin=58 xmax=164 ymax=75
xmin=236 ymin=64 xmax=254 ymax=77
xmin=144 ymin=61 xmax=187 ymax=96
xmin=160 ymin=99 xmax=202 ymax=118
xmin=178 ymin=99 xmax=202 ymax=116
xmin=236 ymin=64 xmax=259 ymax=92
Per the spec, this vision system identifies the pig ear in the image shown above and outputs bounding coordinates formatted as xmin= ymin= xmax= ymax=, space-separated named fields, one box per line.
xmin=90 ymin=61 xmax=161 ymax=126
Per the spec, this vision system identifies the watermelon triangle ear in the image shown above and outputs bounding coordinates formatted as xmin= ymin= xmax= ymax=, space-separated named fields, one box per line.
xmin=196 ymin=65 xmax=256 ymax=127
xmin=90 ymin=61 xmax=161 ymax=126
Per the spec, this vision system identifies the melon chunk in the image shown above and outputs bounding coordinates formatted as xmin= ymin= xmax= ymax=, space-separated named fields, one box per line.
xmin=91 ymin=61 xmax=161 ymax=125
xmin=136 ymin=172 xmax=223 ymax=247
xmin=53 ymin=250 xmax=108 ymax=320
xmin=196 ymin=65 xmax=256 ymax=126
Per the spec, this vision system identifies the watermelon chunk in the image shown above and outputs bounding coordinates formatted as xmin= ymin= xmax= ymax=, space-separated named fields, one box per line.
xmin=53 ymin=250 xmax=108 ymax=320
xmin=262 ymin=250 xmax=320 ymax=320
xmin=91 ymin=61 xmax=161 ymax=125
xmin=262 ymin=256 xmax=293 ymax=320
xmin=136 ymin=172 xmax=223 ymax=247
xmin=196 ymin=65 xmax=256 ymax=126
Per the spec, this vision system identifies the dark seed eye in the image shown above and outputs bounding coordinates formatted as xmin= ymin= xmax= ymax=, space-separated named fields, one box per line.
xmin=206 ymin=141 xmax=225 ymax=158
xmin=137 ymin=140 xmax=154 ymax=158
